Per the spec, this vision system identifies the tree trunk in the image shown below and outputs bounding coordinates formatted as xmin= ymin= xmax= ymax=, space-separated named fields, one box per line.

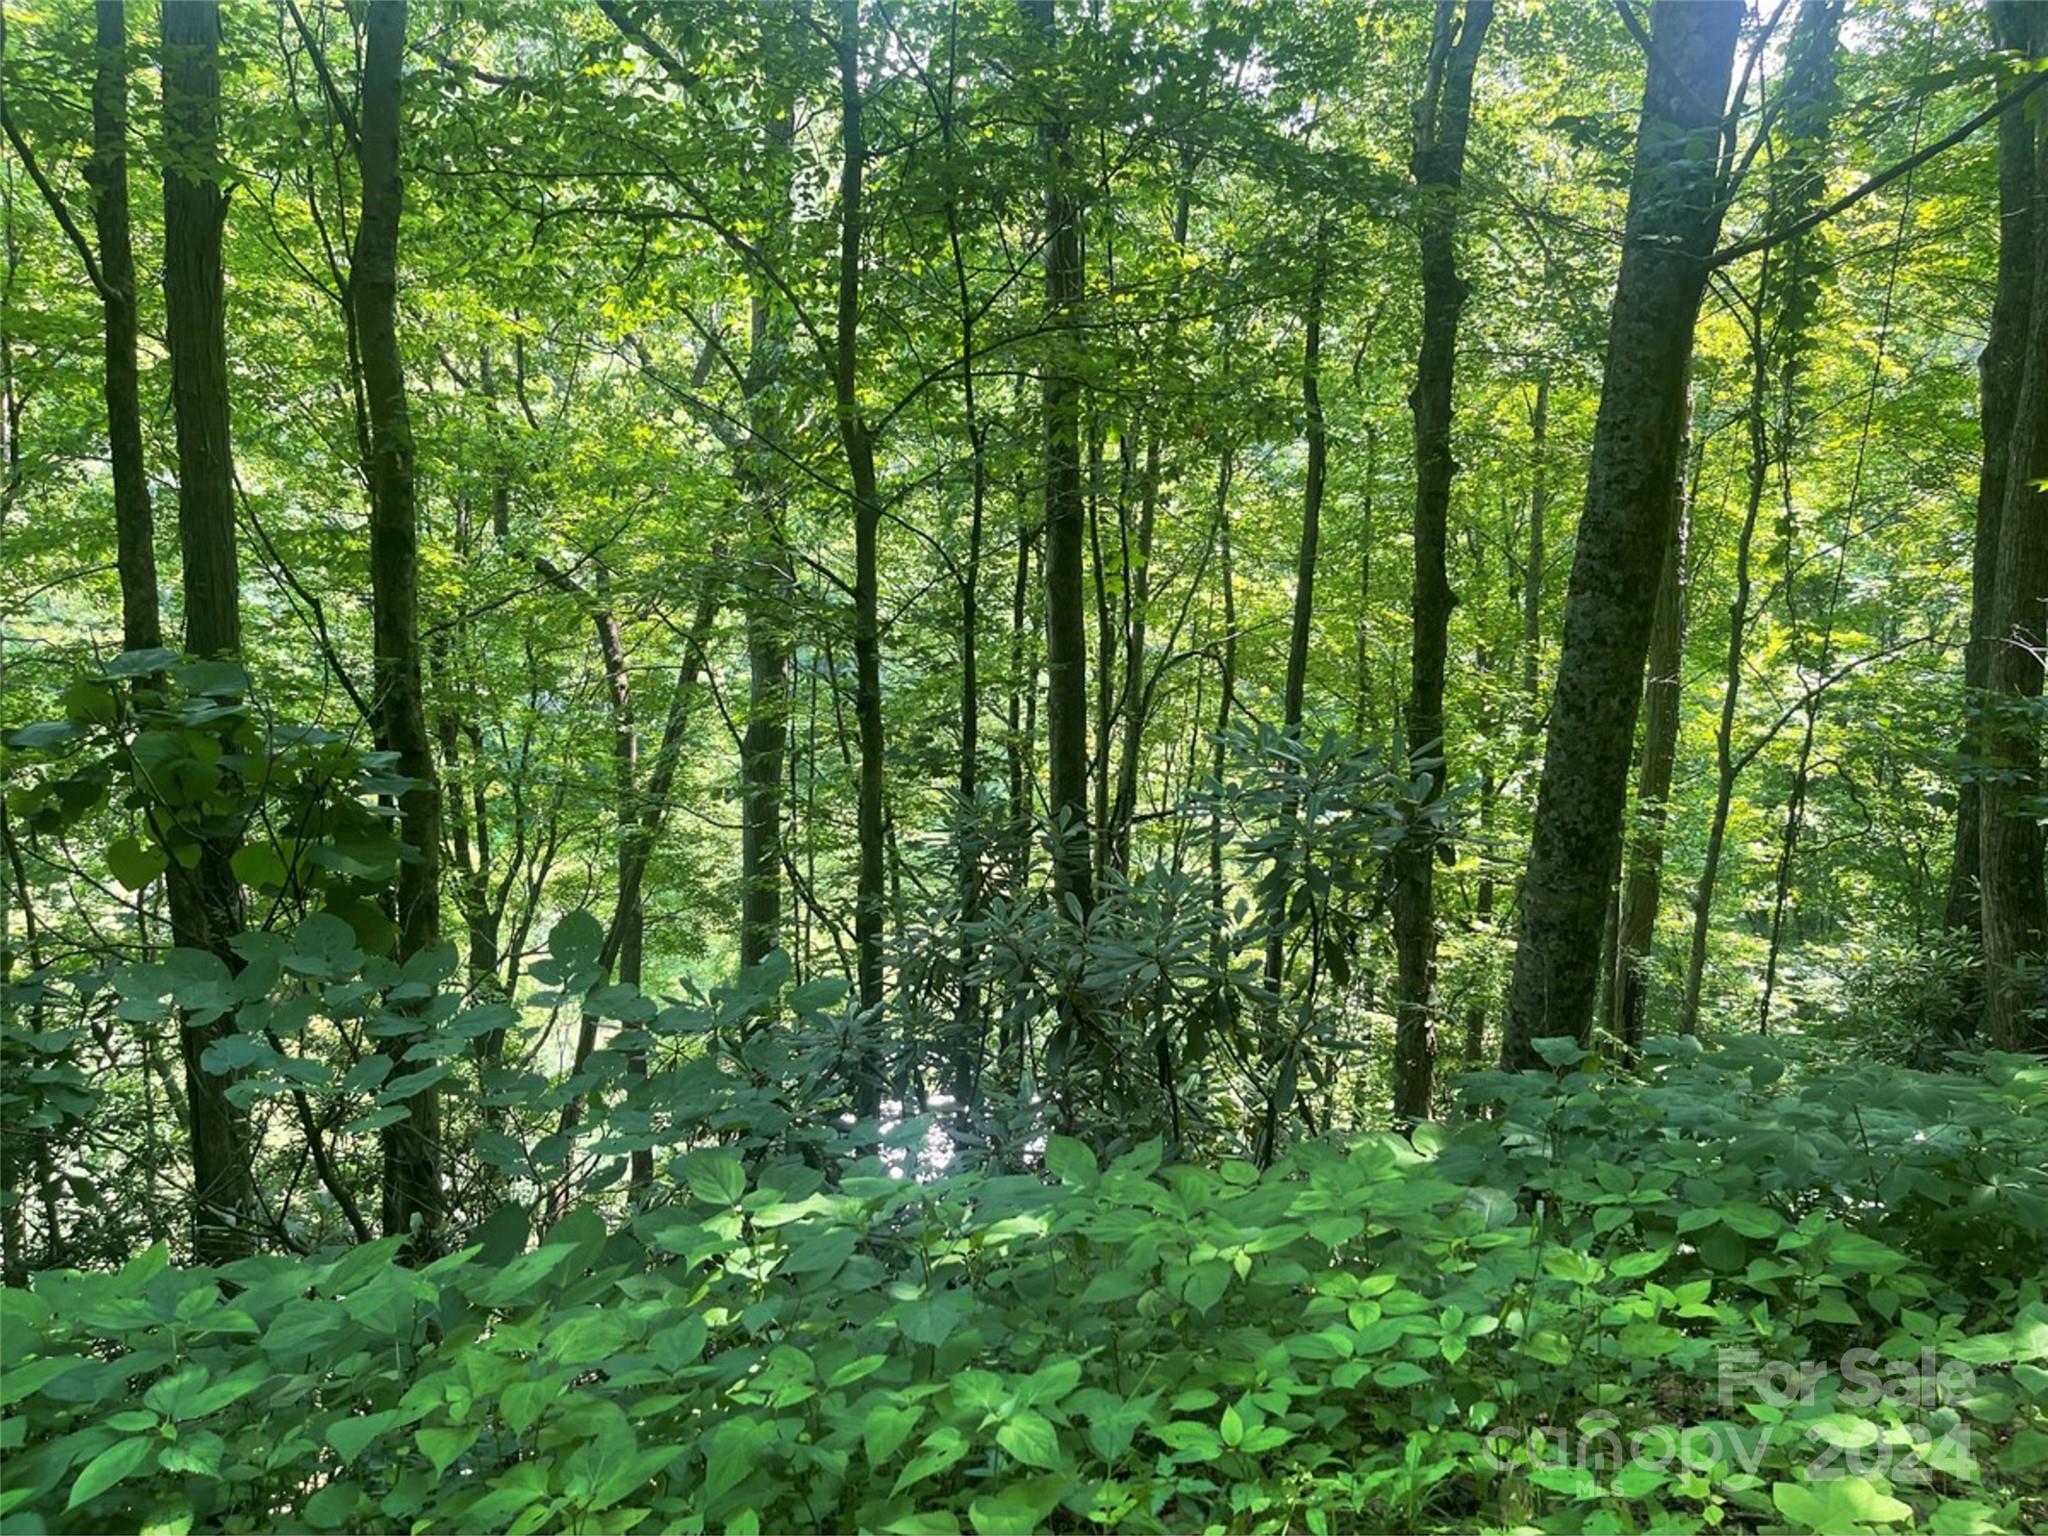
xmin=1520 ymin=372 xmax=1549 ymax=726
xmin=1680 ymin=300 xmax=1772 ymax=1036
xmin=1006 ymin=506 xmax=1037 ymax=894
xmin=352 ymin=0 xmax=443 ymax=1242
xmin=836 ymin=1 xmax=888 ymax=1113
xmin=1353 ymin=425 xmax=1378 ymax=740
xmin=1610 ymin=412 xmax=1696 ymax=1057
xmin=160 ymin=0 xmax=256 ymax=1264
xmin=88 ymin=0 xmax=160 ymax=655
xmin=1207 ymin=448 xmax=1239 ymax=1046
xmin=1262 ymin=236 xmax=1328 ymax=1010
xmin=1108 ymin=434 xmax=1161 ymax=875
xmin=1502 ymin=0 xmax=1742 ymax=1067
xmin=1027 ymin=0 xmax=1095 ymax=921
xmin=740 ymin=85 xmax=798 ymax=977
xmin=1981 ymin=4 xmax=2048 ymax=1050
xmin=1393 ymin=0 xmax=1492 ymax=1121
xmin=952 ymin=430 xmax=986 ymax=1098
xmin=1949 ymin=0 xmax=2038 ymax=942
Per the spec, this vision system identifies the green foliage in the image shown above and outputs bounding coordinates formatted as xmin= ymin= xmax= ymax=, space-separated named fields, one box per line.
xmin=5 ymin=1044 xmax=2046 ymax=1534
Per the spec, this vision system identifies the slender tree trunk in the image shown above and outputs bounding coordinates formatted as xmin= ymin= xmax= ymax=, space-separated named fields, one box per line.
xmin=1109 ymin=434 xmax=1161 ymax=875
xmin=1353 ymin=426 xmax=1378 ymax=739
xmin=1610 ymin=413 xmax=1696 ymax=1057
xmin=1007 ymin=508 xmax=1037 ymax=894
xmin=1393 ymin=0 xmax=1492 ymax=1120
xmin=739 ymin=445 xmax=793 ymax=975
xmin=836 ymin=1 xmax=888 ymax=1113
xmin=1982 ymin=4 xmax=2048 ymax=1050
xmin=1502 ymin=0 xmax=1742 ymax=1067
xmin=740 ymin=86 xmax=798 ymax=977
xmin=88 ymin=0 xmax=160 ymax=655
xmin=352 ymin=0 xmax=442 ymax=1242
xmin=1089 ymin=420 xmax=1118 ymax=879
xmin=160 ymin=0 xmax=256 ymax=1263
xmin=1262 ymin=235 xmax=1329 ymax=1011
xmin=1680 ymin=302 xmax=1772 ymax=1036
xmin=1027 ymin=0 xmax=1095 ymax=921
xmin=1521 ymin=372 xmax=1549 ymax=723
xmin=1109 ymin=176 xmax=1190 ymax=874
xmin=1207 ymin=448 xmax=1239 ymax=1045
xmin=1949 ymin=0 xmax=2038 ymax=943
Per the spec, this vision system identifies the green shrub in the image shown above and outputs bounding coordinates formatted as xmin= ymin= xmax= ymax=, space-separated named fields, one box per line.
xmin=4 ymin=1044 xmax=2045 ymax=1534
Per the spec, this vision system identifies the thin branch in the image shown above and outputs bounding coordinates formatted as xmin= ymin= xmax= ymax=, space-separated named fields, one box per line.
xmin=1711 ymin=72 xmax=2048 ymax=268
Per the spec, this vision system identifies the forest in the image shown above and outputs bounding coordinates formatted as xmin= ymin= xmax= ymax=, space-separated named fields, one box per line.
xmin=1 ymin=0 xmax=2045 ymax=1530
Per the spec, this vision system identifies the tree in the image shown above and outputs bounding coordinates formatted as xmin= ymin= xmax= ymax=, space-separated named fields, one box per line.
xmin=1026 ymin=0 xmax=1094 ymax=924
xmin=1502 ymin=0 xmax=1743 ymax=1065
xmin=1609 ymin=409 xmax=1695 ymax=1055
xmin=1979 ymin=3 xmax=2048 ymax=1050
xmin=351 ymin=0 xmax=443 ymax=1239
xmin=159 ymin=0 xmax=256 ymax=1263
xmin=1393 ymin=0 xmax=1492 ymax=1120
xmin=835 ymin=0 xmax=888 ymax=1113
xmin=1949 ymin=0 xmax=2037 ymax=947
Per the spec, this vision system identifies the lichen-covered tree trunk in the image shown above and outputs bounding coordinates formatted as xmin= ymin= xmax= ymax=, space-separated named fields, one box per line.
xmin=1502 ymin=0 xmax=1742 ymax=1066
xmin=352 ymin=0 xmax=443 ymax=1242
xmin=1393 ymin=0 xmax=1491 ymax=1120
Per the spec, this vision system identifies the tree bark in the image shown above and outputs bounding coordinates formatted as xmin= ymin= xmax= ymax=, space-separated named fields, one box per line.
xmin=1261 ymin=236 xmax=1328 ymax=1011
xmin=1027 ymin=0 xmax=1095 ymax=921
xmin=739 ymin=80 xmax=798 ymax=977
xmin=352 ymin=0 xmax=443 ymax=1242
xmin=88 ymin=0 xmax=161 ymax=655
xmin=1393 ymin=0 xmax=1491 ymax=1120
xmin=1610 ymin=412 xmax=1696 ymax=1057
xmin=1502 ymin=0 xmax=1742 ymax=1067
xmin=1949 ymin=0 xmax=2038 ymax=943
xmin=1520 ymin=373 xmax=1549 ymax=726
xmin=160 ymin=0 xmax=256 ymax=1264
xmin=1981 ymin=2 xmax=2048 ymax=1050
xmin=836 ymin=1 xmax=888 ymax=1112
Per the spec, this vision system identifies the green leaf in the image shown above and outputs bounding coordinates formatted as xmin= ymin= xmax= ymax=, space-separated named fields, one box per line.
xmin=1827 ymin=1231 xmax=1910 ymax=1276
xmin=1183 ymin=1259 xmax=1231 ymax=1313
xmin=108 ymin=836 xmax=169 ymax=892
xmin=231 ymin=843 xmax=289 ymax=890
xmin=549 ymin=909 xmax=605 ymax=971
xmin=303 ymin=1479 xmax=359 ymax=1530
xmin=1610 ymin=1245 xmax=1673 ymax=1278
xmin=416 ymin=1424 xmax=480 ymax=1477
xmin=894 ymin=1428 xmax=969 ymax=1495
xmin=1043 ymin=1134 xmax=1098 ymax=1185
xmin=1772 ymin=1475 xmax=1913 ymax=1532
xmin=967 ymin=1475 xmax=1067 ymax=1535
xmin=328 ymin=1409 xmax=399 ymax=1465
xmin=897 ymin=1290 xmax=971 ymax=1347
xmin=995 ymin=1409 xmax=1063 ymax=1469
xmin=864 ymin=1403 xmax=922 ymax=1466
xmin=704 ymin=1415 xmax=772 ymax=1500
xmin=681 ymin=1147 xmax=747 ymax=1207
xmin=68 ymin=1437 xmax=155 ymax=1509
